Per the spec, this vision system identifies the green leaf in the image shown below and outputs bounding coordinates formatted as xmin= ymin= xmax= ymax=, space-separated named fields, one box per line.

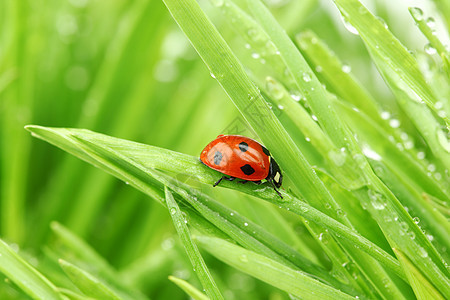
xmin=164 ymin=187 xmax=223 ymax=300
xmin=58 ymin=259 xmax=120 ymax=300
xmin=0 ymin=239 xmax=62 ymax=300
xmin=168 ymin=276 xmax=209 ymax=300
xmin=394 ymin=249 xmax=445 ymax=300
xmin=196 ymin=235 xmax=354 ymax=300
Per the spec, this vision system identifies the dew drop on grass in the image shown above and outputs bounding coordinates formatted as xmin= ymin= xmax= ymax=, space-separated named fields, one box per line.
xmin=417 ymin=151 xmax=425 ymax=159
xmin=305 ymin=137 xmax=311 ymax=142
xmin=342 ymin=64 xmax=351 ymax=73
xmin=278 ymin=104 xmax=284 ymax=110
xmin=302 ymin=72 xmax=311 ymax=82
xmin=315 ymin=65 xmax=323 ymax=72
xmin=368 ymin=189 xmax=386 ymax=210
xmin=239 ymin=254 xmax=248 ymax=263
xmin=328 ymin=148 xmax=347 ymax=166
xmin=380 ymin=111 xmax=390 ymax=120
xmin=341 ymin=17 xmax=359 ymax=35
xmin=170 ymin=208 xmax=176 ymax=215
xmin=251 ymin=52 xmax=261 ymax=59
xmin=244 ymin=222 xmax=249 ymax=227
xmin=424 ymin=43 xmax=437 ymax=55
xmin=426 ymin=17 xmax=436 ymax=28
xmin=290 ymin=91 xmax=301 ymax=101
xmin=266 ymin=77 xmax=284 ymax=100
xmin=210 ymin=72 xmax=216 ymax=79
xmin=389 ymin=119 xmax=400 ymax=128
xmin=409 ymin=7 xmax=424 ymax=22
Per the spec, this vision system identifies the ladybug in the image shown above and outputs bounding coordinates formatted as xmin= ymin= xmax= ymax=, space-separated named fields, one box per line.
xmin=200 ymin=135 xmax=283 ymax=198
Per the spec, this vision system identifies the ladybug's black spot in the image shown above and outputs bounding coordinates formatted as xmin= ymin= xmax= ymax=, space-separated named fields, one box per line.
xmin=240 ymin=164 xmax=255 ymax=175
xmin=214 ymin=151 xmax=223 ymax=165
xmin=261 ymin=145 xmax=270 ymax=156
xmin=238 ymin=142 xmax=249 ymax=152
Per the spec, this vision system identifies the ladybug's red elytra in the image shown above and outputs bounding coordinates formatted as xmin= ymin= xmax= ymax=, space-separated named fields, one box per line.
xmin=200 ymin=135 xmax=283 ymax=198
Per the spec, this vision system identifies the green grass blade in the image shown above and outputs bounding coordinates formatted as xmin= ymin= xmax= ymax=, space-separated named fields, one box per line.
xmin=168 ymin=276 xmax=209 ymax=300
xmin=58 ymin=259 xmax=120 ymax=300
xmin=164 ymin=187 xmax=224 ymax=300
xmin=394 ymin=249 xmax=445 ymax=300
xmin=196 ymin=235 xmax=354 ymax=300
xmin=0 ymin=239 xmax=63 ymax=300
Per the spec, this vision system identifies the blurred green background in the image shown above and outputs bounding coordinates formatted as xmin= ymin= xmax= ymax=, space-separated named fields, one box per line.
xmin=0 ymin=0 xmax=448 ymax=299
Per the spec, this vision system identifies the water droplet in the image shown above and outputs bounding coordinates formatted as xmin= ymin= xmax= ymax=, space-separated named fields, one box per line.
xmin=251 ymin=52 xmax=261 ymax=59
xmin=315 ymin=65 xmax=323 ymax=72
xmin=265 ymin=77 xmax=284 ymax=100
xmin=412 ymin=217 xmax=420 ymax=224
xmin=424 ymin=43 xmax=437 ymax=55
xmin=170 ymin=208 xmax=177 ymax=215
xmin=328 ymin=148 xmax=347 ymax=166
xmin=434 ymin=101 xmax=443 ymax=109
xmin=417 ymin=151 xmax=425 ymax=159
xmin=427 ymin=164 xmax=436 ymax=172
xmin=436 ymin=129 xmax=450 ymax=153
xmin=210 ymin=72 xmax=216 ymax=79
xmin=389 ymin=119 xmax=400 ymax=128
xmin=244 ymin=222 xmax=249 ymax=226
xmin=230 ymin=212 xmax=234 ymax=216
xmin=377 ymin=17 xmax=388 ymax=29
xmin=409 ymin=7 xmax=424 ymax=22
xmin=239 ymin=254 xmax=248 ymax=262
xmin=290 ymin=91 xmax=301 ymax=101
xmin=311 ymin=114 xmax=318 ymax=121
xmin=407 ymin=231 xmax=415 ymax=239
xmin=342 ymin=64 xmax=351 ymax=73
xmin=426 ymin=17 xmax=435 ymax=28
xmin=368 ymin=189 xmax=385 ymax=210
xmin=380 ymin=111 xmax=390 ymax=120
xmin=341 ymin=17 xmax=359 ymax=35
xmin=362 ymin=145 xmax=382 ymax=161
xmin=302 ymin=72 xmax=311 ymax=82
xmin=418 ymin=247 xmax=428 ymax=257
xmin=305 ymin=137 xmax=311 ymax=142
xmin=278 ymin=104 xmax=284 ymax=110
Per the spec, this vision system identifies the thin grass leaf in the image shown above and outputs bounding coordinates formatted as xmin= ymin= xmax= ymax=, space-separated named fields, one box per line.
xmin=168 ymin=276 xmax=209 ymax=300
xmin=196 ymin=235 xmax=354 ymax=300
xmin=393 ymin=249 xmax=445 ymax=300
xmin=164 ymin=187 xmax=223 ymax=300
xmin=0 ymin=239 xmax=62 ymax=300
xmin=58 ymin=259 xmax=120 ymax=300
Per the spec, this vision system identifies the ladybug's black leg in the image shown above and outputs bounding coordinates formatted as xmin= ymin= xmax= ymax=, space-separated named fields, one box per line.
xmin=268 ymin=180 xmax=283 ymax=198
xmin=213 ymin=176 xmax=235 ymax=187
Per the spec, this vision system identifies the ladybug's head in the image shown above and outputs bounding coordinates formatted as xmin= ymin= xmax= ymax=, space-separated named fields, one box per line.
xmin=268 ymin=158 xmax=282 ymax=188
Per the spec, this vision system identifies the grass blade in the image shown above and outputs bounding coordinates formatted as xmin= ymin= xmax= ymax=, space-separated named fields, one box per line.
xmin=196 ymin=235 xmax=354 ymax=300
xmin=58 ymin=259 xmax=120 ymax=300
xmin=164 ymin=187 xmax=223 ymax=300
xmin=394 ymin=249 xmax=445 ymax=300
xmin=168 ymin=276 xmax=209 ymax=300
xmin=0 ymin=239 xmax=62 ymax=300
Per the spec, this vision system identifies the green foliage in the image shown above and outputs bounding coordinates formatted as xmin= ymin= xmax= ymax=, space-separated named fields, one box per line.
xmin=1 ymin=0 xmax=449 ymax=299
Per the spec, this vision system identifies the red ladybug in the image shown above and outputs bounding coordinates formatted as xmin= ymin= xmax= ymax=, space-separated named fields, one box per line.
xmin=200 ymin=135 xmax=283 ymax=198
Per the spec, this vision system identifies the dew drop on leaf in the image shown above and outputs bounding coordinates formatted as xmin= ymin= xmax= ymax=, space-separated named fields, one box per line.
xmin=409 ymin=7 xmax=424 ymax=22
